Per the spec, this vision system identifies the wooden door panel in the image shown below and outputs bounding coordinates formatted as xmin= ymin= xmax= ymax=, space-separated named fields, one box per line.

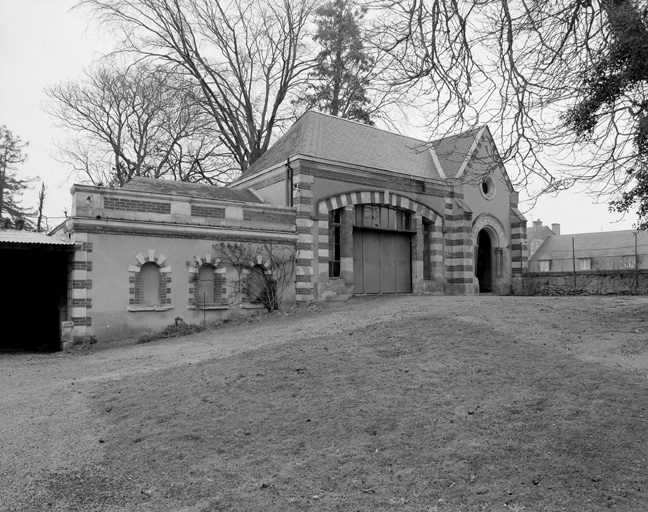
xmin=352 ymin=229 xmax=412 ymax=294
xmin=379 ymin=232 xmax=396 ymax=293
xmin=363 ymin=231 xmax=380 ymax=294
xmin=395 ymin=234 xmax=412 ymax=293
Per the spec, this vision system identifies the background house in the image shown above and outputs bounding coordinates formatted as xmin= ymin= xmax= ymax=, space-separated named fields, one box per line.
xmin=529 ymin=230 xmax=647 ymax=272
xmin=522 ymin=229 xmax=648 ymax=295
xmin=527 ymin=219 xmax=560 ymax=258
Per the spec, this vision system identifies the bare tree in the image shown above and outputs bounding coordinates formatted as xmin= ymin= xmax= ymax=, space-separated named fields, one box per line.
xmin=46 ymin=62 xmax=233 ymax=187
xmin=215 ymin=242 xmax=296 ymax=312
xmin=370 ymin=1 xmax=648 ymax=206
xmin=77 ymin=0 xmax=317 ymax=174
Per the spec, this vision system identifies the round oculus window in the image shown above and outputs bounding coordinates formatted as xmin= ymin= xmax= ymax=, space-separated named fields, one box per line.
xmin=480 ymin=177 xmax=496 ymax=200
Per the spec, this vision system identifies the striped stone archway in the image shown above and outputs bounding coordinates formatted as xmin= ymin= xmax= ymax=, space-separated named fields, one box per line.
xmin=315 ymin=190 xmax=444 ymax=298
xmin=318 ymin=190 xmax=442 ymax=225
xmin=472 ymin=213 xmax=508 ymax=249
xmin=472 ymin=213 xmax=509 ymax=292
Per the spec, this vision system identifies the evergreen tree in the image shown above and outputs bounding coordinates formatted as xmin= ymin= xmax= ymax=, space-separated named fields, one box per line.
xmin=305 ymin=0 xmax=374 ymax=125
xmin=0 ymin=126 xmax=33 ymax=227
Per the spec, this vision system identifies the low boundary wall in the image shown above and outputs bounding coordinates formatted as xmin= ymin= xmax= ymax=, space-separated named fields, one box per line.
xmin=514 ymin=270 xmax=648 ymax=295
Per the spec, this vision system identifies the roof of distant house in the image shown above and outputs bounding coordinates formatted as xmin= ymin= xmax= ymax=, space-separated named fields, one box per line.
xmin=0 ymin=229 xmax=73 ymax=246
xmin=530 ymin=230 xmax=648 ymax=261
xmin=241 ymin=110 xmax=486 ymax=180
xmin=528 ymin=224 xmax=555 ymax=241
xmin=122 ymin=177 xmax=262 ymax=203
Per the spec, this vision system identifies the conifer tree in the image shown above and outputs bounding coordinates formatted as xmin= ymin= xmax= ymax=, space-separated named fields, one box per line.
xmin=0 ymin=126 xmax=33 ymax=227
xmin=305 ymin=0 xmax=374 ymax=125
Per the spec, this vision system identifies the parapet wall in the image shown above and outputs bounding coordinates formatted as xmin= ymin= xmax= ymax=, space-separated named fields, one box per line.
xmin=70 ymin=183 xmax=296 ymax=234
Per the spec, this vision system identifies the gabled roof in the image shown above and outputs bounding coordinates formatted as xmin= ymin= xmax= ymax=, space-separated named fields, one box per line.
xmin=241 ymin=111 xmax=487 ymax=181
xmin=528 ymin=225 xmax=555 ymax=242
xmin=430 ymin=126 xmax=483 ymax=178
xmin=0 ymin=230 xmax=73 ymax=246
xmin=123 ymin=177 xmax=262 ymax=203
xmin=530 ymin=230 xmax=648 ymax=262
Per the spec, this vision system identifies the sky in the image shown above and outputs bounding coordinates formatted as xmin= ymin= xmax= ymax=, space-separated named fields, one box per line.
xmin=0 ymin=0 xmax=639 ymax=234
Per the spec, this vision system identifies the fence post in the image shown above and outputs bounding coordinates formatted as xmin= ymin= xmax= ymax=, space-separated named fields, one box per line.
xmin=572 ymin=237 xmax=576 ymax=288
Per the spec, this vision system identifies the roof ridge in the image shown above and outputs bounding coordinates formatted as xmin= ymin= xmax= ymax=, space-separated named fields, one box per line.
xmin=304 ymin=110 xmax=484 ymax=147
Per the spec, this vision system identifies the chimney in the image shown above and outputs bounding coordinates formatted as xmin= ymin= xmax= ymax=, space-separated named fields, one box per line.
xmin=533 ymin=220 xmax=542 ymax=229
xmin=551 ymin=223 xmax=561 ymax=235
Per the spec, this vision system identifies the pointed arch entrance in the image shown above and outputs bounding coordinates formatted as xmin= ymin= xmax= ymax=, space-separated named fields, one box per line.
xmin=472 ymin=214 xmax=508 ymax=295
xmin=476 ymin=229 xmax=493 ymax=292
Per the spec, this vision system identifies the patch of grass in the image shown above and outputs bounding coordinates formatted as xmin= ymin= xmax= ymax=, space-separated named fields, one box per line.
xmin=74 ymin=313 xmax=648 ymax=511
xmin=26 ymin=304 xmax=648 ymax=511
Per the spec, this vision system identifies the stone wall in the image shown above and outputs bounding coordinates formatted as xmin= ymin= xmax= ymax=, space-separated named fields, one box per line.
xmin=55 ymin=183 xmax=297 ymax=342
xmin=515 ymin=270 xmax=648 ymax=295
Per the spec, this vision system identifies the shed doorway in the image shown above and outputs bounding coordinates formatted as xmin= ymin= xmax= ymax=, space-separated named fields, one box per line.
xmin=476 ymin=229 xmax=493 ymax=293
xmin=0 ymin=244 xmax=70 ymax=351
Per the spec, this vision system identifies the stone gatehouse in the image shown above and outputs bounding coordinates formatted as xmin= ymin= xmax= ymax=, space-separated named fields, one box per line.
xmin=49 ymin=110 xmax=527 ymax=345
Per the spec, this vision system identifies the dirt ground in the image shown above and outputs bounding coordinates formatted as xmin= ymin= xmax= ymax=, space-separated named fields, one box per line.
xmin=1 ymin=295 xmax=647 ymax=511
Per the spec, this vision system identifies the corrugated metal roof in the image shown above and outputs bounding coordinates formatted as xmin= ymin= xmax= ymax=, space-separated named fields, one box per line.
xmin=241 ymin=110 xmax=484 ymax=180
xmin=123 ymin=177 xmax=263 ymax=203
xmin=0 ymin=230 xmax=73 ymax=246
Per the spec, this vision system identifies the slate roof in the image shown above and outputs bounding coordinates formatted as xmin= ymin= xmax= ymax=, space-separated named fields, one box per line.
xmin=123 ymin=177 xmax=262 ymax=203
xmin=242 ymin=111 xmax=484 ymax=180
xmin=527 ymin=224 xmax=556 ymax=243
xmin=429 ymin=126 xmax=483 ymax=178
xmin=530 ymin=230 xmax=648 ymax=262
xmin=0 ymin=230 xmax=73 ymax=246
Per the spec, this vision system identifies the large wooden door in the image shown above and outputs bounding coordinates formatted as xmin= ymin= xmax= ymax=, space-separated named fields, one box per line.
xmin=354 ymin=229 xmax=412 ymax=294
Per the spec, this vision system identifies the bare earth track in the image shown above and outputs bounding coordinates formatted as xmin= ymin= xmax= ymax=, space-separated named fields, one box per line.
xmin=1 ymin=295 xmax=647 ymax=511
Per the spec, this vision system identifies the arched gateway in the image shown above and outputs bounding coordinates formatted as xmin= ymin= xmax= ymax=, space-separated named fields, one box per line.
xmin=472 ymin=214 xmax=508 ymax=294
xmin=318 ymin=190 xmax=443 ymax=296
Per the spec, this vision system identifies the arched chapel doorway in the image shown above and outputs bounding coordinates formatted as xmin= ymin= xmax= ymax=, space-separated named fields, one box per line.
xmin=476 ymin=229 xmax=493 ymax=293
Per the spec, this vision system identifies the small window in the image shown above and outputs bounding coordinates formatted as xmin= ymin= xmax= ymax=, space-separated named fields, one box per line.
xmin=140 ymin=262 xmax=160 ymax=305
xmin=362 ymin=205 xmax=380 ymax=228
xmin=329 ymin=208 xmax=342 ymax=278
xmin=196 ymin=265 xmax=215 ymax=304
xmin=248 ymin=265 xmax=267 ymax=304
xmin=539 ymin=260 xmax=551 ymax=272
xmin=624 ymin=255 xmax=636 ymax=269
xmin=480 ymin=177 xmax=496 ymax=200
xmin=354 ymin=205 xmax=412 ymax=231
xmin=397 ymin=209 xmax=411 ymax=230
xmin=579 ymin=258 xmax=591 ymax=271
xmin=423 ymin=219 xmax=432 ymax=280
